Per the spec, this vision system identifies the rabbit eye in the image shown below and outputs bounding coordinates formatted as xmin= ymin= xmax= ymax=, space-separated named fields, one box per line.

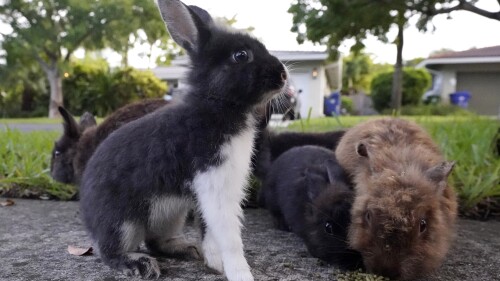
xmin=419 ymin=219 xmax=427 ymax=233
xmin=54 ymin=150 xmax=61 ymax=157
xmin=324 ymin=222 xmax=334 ymax=235
xmin=232 ymin=50 xmax=249 ymax=63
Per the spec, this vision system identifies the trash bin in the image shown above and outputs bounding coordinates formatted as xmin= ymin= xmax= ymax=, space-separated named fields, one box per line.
xmin=324 ymin=92 xmax=341 ymax=116
xmin=449 ymin=91 xmax=471 ymax=108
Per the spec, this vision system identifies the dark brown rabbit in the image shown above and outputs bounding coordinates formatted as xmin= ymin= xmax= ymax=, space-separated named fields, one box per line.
xmin=51 ymin=98 xmax=169 ymax=185
xmin=335 ymin=118 xmax=458 ymax=280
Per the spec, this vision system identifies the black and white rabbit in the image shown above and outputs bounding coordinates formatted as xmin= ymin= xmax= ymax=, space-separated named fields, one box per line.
xmin=259 ymin=145 xmax=362 ymax=269
xmin=79 ymin=0 xmax=288 ymax=280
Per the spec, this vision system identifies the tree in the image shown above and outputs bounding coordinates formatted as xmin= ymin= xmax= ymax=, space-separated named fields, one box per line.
xmin=0 ymin=37 xmax=47 ymax=116
xmin=0 ymin=0 xmax=168 ymax=118
xmin=289 ymin=0 xmax=413 ymax=112
xmin=343 ymin=51 xmax=373 ymax=92
xmin=414 ymin=0 xmax=500 ymax=25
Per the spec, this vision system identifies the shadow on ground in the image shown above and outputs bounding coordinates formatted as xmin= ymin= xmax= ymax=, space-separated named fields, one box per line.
xmin=1 ymin=199 xmax=499 ymax=281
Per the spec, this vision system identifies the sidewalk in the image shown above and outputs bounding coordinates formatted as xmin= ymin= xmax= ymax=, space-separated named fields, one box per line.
xmin=1 ymin=199 xmax=499 ymax=281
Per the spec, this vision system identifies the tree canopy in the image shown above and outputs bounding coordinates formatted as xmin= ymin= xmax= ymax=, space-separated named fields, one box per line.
xmin=288 ymin=0 xmax=500 ymax=112
xmin=0 ymin=0 xmax=169 ymax=117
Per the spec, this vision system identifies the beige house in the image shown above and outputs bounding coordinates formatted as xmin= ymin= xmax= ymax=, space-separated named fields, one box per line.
xmin=418 ymin=45 xmax=500 ymax=115
xmin=152 ymin=51 xmax=341 ymax=118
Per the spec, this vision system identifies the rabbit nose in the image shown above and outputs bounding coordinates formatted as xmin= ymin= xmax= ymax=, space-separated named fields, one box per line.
xmin=281 ymin=71 xmax=287 ymax=81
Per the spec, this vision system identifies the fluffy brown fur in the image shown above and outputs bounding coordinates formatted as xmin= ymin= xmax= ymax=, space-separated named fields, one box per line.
xmin=335 ymin=118 xmax=458 ymax=280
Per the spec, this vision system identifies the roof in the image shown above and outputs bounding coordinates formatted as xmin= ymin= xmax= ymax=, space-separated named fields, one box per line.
xmin=269 ymin=50 xmax=328 ymax=61
xmin=417 ymin=45 xmax=500 ymax=68
xmin=150 ymin=65 xmax=187 ymax=80
xmin=171 ymin=50 xmax=328 ymax=66
xmin=430 ymin=45 xmax=500 ymax=59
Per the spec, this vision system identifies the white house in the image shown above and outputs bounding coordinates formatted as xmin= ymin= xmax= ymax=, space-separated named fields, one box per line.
xmin=418 ymin=45 xmax=500 ymax=115
xmin=151 ymin=51 xmax=341 ymax=118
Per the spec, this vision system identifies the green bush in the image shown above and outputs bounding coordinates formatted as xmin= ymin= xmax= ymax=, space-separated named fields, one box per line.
xmin=371 ymin=68 xmax=432 ymax=112
xmin=63 ymin=60 xmax=168 ymax=117
xmin=341 ymin=96 xmax=355 ymax=115
xmin=63 ymin=59 xmax=111 ymax=116
xmin=110 ymin=67 xmax=168 ymax=109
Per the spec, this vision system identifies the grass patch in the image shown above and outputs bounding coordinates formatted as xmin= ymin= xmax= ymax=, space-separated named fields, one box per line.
xmin=0 ymin=128 xmax=76 ymax=200
xmin=1 ymin=115 xmax=499 ymax=218
xmin=287 ymin=115 xmax=500 ymax=219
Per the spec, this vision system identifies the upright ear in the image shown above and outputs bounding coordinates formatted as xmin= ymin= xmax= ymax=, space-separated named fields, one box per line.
xmin=425 ymin=161 xmax=455 ymax=194
xmin=58 ymin=106 xmax=79 ymax=139
xmin=79 ymin=112 xmax=97 ymax=131
xmin=156 ymin=0 xmax=212 ymax=54
xmin=324 ymin=159 xmax=347 ymax=184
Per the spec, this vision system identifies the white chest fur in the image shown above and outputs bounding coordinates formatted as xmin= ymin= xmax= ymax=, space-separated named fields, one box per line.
xmin=191 ymin=113 xmax=256 ymax=281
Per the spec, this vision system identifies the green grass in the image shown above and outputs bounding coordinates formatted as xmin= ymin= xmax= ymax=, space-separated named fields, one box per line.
xmin=1 ymin=115 xmax=499 ymax=218
xmin=288 ymin=115 xmax=500 ymax=218
xmin=0 ymin=128 xmax=76 ymax=200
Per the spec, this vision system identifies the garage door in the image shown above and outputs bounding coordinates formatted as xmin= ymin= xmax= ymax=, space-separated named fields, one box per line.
xmin=456 ymin=72 xmax=500 ymax=115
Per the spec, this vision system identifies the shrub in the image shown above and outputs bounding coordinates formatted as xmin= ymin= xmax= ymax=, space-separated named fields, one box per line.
xmin=63 ymin=59 xmax=111 ymax=116
xmin=341 ymin=96 xmax=354 ymax=115
xmin=371 ymin=68 xmax=432 ymax=112
xmin=63 ymin=60 xmax=168 ymax=117
xmin=110 ymin=67 xmax=168 ymax=109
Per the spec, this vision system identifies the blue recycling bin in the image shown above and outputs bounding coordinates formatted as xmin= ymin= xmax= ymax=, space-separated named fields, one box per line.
xmin=324 ymin=92 xmax=341 ymax=116
xmin=449 ymin=91 xmax=471 ymax=108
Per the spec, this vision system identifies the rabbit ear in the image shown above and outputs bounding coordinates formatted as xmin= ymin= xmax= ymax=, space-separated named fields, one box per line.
xmin=156 ymin=0 xmax=212 ymax=54
xmin=325 ymin=159 xmax=345 ymax=184
xmin=58 ymin=106 xmax=79 ymax=139
xmin=79 ymin=112 xmax=97 ymax=131
xmin=425 ymin=161 xmax=455 ymax=194
xmin=305 ymin=168 xmax=327 ymax=200
xmin=356 ymin=142 xmax=369 ymax=158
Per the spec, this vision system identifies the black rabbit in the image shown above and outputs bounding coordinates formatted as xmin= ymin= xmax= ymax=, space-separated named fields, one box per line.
xmin=259 ymin=145 xmax=362 ymax=269
xmin=79 ymin=0 xmax=288 ymax=280
xmin=253 ymin=130 xmax=346 ymax=181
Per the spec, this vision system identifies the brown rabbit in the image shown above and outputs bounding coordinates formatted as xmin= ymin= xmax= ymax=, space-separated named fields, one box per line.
xmin=335 ymin=118 xmax=458 ymax=280
xmin=51 ymin=98 xmax=169 ymax=185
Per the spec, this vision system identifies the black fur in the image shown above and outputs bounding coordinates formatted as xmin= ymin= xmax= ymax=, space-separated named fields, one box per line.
xmin=259 ymin=145 xmax=362 ymax=269
xmin=80 ymin=0 xmax=286 ymax=279
xmin=253 ymin=130 xmax=345 ymax=181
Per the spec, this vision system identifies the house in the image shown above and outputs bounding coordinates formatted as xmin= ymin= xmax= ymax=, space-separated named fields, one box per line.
xmin=418 ymin=45 xmax=500 ymax=115
xmin=151 ymin=51 xmax=341 ymax=118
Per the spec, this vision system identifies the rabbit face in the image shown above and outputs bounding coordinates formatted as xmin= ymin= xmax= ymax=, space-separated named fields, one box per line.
xmin=50 ymin=107 xmax=96 ymax=184
xmin=349 ymin=165 xmax=456 ymax=280
xmin=188 ymin=30 xmax=287 ymax=108
xmin=305 ymin=187 xmax=361 ymax=269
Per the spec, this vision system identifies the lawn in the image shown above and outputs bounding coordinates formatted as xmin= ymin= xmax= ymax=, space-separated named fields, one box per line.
xmin=1 ymin=115 xmax=499 ymax=218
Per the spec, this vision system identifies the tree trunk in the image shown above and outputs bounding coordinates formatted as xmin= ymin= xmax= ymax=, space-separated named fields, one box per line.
xmin=391 ymin=18 xmax=405 ymax=113
xmin=46 ymin=67 xmax=63 ymax=118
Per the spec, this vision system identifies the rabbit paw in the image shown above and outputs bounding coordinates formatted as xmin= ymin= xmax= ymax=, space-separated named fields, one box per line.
xmin=122 ymin=253 xmax=160 ymax=279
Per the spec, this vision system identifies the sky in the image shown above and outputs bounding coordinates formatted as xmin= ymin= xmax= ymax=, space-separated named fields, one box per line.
xmin=2 ymin=0 xmax=500 ymax=67
xmin=119 ymin=0 xmax=500 ymax=68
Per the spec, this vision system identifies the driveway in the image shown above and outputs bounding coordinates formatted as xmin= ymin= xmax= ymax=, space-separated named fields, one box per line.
xmin=1 ymin=199 xmax=499 ymax=281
